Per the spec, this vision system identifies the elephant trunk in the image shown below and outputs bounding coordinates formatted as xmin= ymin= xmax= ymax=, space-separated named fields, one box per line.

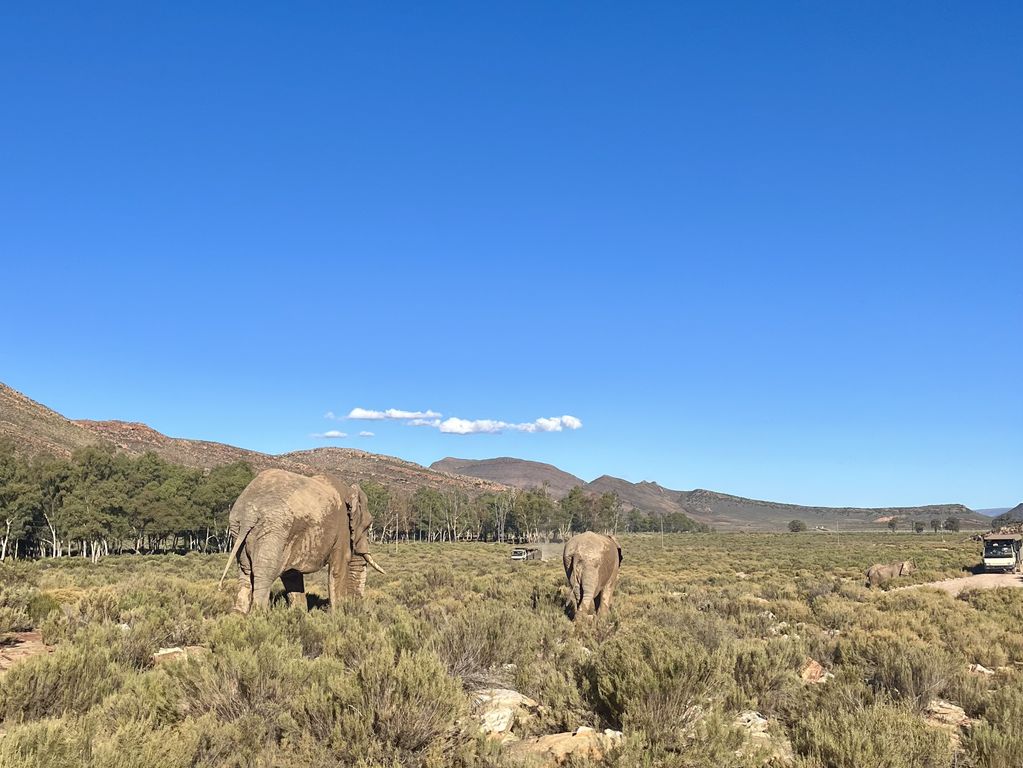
xmin=346 ymin=554 xmax=369 ymax=597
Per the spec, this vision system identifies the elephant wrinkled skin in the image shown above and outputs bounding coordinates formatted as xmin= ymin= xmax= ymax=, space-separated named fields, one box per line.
xmin=865 ymin=560 xmax=914 ymax=587
xmin=563 ymin=532 xmax=622 ymax=620
xmin=219 ymin=469 xmax=384 ymax=613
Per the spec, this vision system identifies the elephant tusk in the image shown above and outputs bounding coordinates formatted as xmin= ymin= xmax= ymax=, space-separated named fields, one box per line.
xmin=362 ymin=553 xmax=386 ymax=575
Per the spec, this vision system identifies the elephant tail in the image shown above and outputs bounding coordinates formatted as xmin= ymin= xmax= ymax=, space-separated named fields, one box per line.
xmin=218 ymin=526 xmax=252 ymax=588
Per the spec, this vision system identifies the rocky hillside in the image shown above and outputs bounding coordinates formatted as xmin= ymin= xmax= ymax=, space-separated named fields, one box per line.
xmin=993 ymin=504 xmax=1023 ymax=525
xmin=0 ymin=382 xmax=111 ymax=456
xmin=430 ymin=457 xmax=584 ymax=498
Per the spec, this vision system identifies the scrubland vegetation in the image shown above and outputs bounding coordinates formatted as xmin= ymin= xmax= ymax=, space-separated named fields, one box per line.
xmin=0 ymin=533 xmax=1019 ymax=767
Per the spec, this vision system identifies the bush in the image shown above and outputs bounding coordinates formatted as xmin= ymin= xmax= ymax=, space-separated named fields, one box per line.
xmin=790 ymin=702 xmax=952 ymax=767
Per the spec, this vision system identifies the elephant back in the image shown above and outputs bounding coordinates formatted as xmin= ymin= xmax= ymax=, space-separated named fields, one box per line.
xmin=231 ymin=469 xmax=344 ymax=533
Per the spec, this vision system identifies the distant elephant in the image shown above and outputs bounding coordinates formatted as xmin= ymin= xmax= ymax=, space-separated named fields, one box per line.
xmin=865 ymin=560 xmax=915 ymax=587
xmin=563 ymin=532 xmax=622 ymax=620
xmin=219 ymin=469 xmax=385 ymax=613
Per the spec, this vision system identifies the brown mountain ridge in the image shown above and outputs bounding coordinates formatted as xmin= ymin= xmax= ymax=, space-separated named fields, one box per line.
xmin=430 ymin=457 xmax=990 ymax=531
xmin=0 ymin=381 xmax=993 ymax=531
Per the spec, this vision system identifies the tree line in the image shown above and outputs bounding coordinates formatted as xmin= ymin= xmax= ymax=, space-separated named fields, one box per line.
xmin=0 ymin=442 xmax=253 ymax=562
xmin=0 ymin=442 xmax=706 ymax=562
xmin=365 ymin=484 xmax=706 ymax=544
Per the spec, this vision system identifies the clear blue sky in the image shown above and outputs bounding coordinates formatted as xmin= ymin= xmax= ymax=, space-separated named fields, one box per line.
xmin=1 ymin=2 xmax=1020 ymax=508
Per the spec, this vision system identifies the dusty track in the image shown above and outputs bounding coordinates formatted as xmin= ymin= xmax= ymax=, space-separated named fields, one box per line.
xmin=897 ymin=572 xmax=1023 ymax=597
xmin=0 ymin=631 xmax=49 ymax=672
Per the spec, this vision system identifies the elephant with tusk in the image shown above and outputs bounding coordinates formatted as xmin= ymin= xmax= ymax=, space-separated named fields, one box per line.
xmin=219 ymin=468 xmax=385 ymax=613
xmin=563 ymin=531 xmax=622 ymax=621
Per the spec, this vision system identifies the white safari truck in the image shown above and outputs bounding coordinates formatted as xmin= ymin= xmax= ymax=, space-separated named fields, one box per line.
xmin=982 ymin=534 xmax=1022 ymax=573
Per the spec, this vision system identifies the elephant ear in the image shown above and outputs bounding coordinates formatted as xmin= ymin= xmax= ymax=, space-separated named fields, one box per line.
xmin=345 ymin=484 xmax=373 ymax=555
xmin=608 ymin=534 xmax=623 ymax=565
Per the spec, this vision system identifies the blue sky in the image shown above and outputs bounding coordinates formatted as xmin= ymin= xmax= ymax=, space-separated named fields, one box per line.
xmin=1 ymin=2 xmax=1020 ymax=508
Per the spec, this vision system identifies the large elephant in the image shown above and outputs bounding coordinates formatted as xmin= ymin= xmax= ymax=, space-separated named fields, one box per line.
xmin=563 ymin=532 xmax=622 ymax=620
xmin=219 ymin=469 xmax=385 ymax=613
xmin=865 ymin=560 xmax=915 ymax=587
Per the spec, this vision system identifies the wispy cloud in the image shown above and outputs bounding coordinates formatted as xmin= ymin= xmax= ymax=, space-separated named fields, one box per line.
xmin=346 ymin=407 xmax=442 ymax=420
xmin=311 ymin=429 xmax=348 ymax=439
xmin=326 ymin=406 xmax=582 ymax=436
xmin=437 ymin=415 xmax=583 ymax=435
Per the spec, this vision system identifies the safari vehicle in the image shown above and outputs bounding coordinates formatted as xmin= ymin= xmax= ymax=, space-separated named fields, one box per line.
xmin=511 ymin=547 xmax=541 ymax=561
xmin=982 ymin=534 xmax=1022 ymax=573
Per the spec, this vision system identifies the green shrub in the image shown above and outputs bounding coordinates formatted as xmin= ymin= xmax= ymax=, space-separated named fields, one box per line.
xmin=790 ymin=702 xmax=952 ymax=767
xmin=0 ymin=643 xmax=125 ymax=723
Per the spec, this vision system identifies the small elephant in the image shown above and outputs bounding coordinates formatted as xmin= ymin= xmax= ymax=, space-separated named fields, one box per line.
xmin=563 ymin=532 xmax=622 ymax=620
xmin=865 ymin=560 xmax=915 ymax=587
xmin=219 ymin=469 xmax=385 ymax=613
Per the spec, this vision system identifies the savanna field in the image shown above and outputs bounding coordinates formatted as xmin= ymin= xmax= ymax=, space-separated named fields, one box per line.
xmin=1 ymin=533 xmax=1021 ymax=768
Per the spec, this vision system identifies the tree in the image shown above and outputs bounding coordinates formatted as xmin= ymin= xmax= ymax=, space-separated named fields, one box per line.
xmin=943 ymin=516 xmax=960 ymax=533
xmin=930 ymin=518 xmax=941 ymax=533
xmin=788 ymin=519 xmax=807 ymax=532
xmin=914 ymin=521 xmax=925 ymax=534
xmin=887 ymin=518 xmax=898 ymax=533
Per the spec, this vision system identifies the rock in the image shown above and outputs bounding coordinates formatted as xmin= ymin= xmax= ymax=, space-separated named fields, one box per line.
xmin=507 ymin=727 xmax=623 ymax=766
xmin=152 ymin=645 xmax=209 ymax=665
xmin=969 ymin=663 xmax=995 ymax=676
xmin=924 ymin=699 xmax=972 ymax=750
xmin=800 ymin=658 xmax=834 ymax=684
xmin=925 ymin=699 xmax=972 ymax=729
xmin=735 ymin=711 xmax=794 ymax=765
xmin=473 ymin=688 xmax=542 ymax=740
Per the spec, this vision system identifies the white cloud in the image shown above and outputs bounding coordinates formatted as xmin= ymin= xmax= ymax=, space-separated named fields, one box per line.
xmin=347 ymin=407 xmax=386 ymax=420
xmin=334 ymin=406 xmax=582 ymax=436
xmin=408 ymin=418 xmax=442 ymax=427
xmin=436 ymin=415 xmax=583 ymax=435
xmin=439 ymin=418 xmax=507 ymax=434
xmin=346 ymin=407 xmax=442 ymax=421
xmin=324 ymin=410 xmax=337 ymax=420
xmin=384 ymin=408 xmax=442 ymax=420
xmin=312 ymin=430 xmax=348 ymax=439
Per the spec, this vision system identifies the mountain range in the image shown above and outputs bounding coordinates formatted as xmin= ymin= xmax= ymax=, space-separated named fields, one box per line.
xmin=429 ymin=457 xmax=991 ymax=531
xmin=0 ymin=381 xmax=999 ymax=531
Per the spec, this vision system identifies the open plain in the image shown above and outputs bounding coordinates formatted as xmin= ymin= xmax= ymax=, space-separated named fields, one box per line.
xmin=1 ymin=533 xmax=1021 ymax=767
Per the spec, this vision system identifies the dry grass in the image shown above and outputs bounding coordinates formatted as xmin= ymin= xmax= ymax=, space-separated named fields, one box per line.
xmin=0 ymin=533 xmax=1019 ymax=767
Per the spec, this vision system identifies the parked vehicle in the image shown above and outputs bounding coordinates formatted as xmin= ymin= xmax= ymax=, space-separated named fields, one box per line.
xmin=982 ymin=534 xmax=1022 ymax=573
xmin=511 ymin=547 xmax=541 ymax=561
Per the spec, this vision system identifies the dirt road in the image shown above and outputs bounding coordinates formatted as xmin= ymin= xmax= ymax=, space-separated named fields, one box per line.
xmin=898 ymin=572 xmax=1023 ymax=597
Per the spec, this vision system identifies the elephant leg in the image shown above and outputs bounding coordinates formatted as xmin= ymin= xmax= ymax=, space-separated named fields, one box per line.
xmin=251 ymin=548 xmax=287 ymax=611
xmin=281 ymin=569 xmax=306 ymax=610
xmin=597 ymin=570 xmax=619 ymax=617
xmin=233 ymin=547 xmax=254 ymax=614
xmin=327 ymin=548 xmax=354 ymax=611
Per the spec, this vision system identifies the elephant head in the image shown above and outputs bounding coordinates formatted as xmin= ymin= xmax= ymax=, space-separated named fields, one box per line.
xmin=899 ymin=561 xmax=915 ymax=576
xmin=343 ymin=483 xmax=385 ymax=597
